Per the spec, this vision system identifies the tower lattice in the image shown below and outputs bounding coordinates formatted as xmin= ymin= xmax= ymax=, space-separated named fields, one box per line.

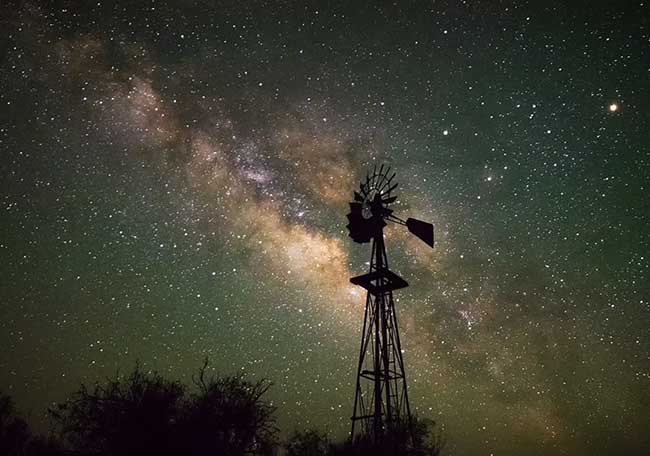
xmin=350 ymin=234 xmax=412 ymax=441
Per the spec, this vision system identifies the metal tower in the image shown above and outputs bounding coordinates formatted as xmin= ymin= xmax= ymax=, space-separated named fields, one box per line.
xmin=346 ymin=165 xmax=434 ymax=444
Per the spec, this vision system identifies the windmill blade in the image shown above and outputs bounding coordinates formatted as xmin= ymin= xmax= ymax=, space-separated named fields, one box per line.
xmin=377 ymin=165 xmax=391 ymax=191
xmin=384 ymin=182 xmax=398 ymax=196
xmin=379 ymin=171 xmax=396 ymax=193
xmin=381 ymin=195 xmax=397 ymax=204
xmin=406 ymin=218 xmax=434 ymax=248
xmin=377 ymin=164 xmax=385 ymax=186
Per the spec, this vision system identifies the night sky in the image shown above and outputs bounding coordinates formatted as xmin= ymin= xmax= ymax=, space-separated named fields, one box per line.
xmin=1 ymin=1 xmax=649 ymax=454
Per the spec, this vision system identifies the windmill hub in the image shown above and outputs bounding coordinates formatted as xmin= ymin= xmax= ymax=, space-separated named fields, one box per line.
xmin=346 ymin=165 xmax=435 ymax=445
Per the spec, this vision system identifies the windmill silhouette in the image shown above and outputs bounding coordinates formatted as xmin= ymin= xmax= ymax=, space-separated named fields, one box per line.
xmin=346 ymin=165 xmax=434 ymax=444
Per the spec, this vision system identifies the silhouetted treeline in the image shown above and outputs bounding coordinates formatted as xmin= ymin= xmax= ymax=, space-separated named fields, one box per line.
xmin=1 ymin=360 xmax=444 ymax=456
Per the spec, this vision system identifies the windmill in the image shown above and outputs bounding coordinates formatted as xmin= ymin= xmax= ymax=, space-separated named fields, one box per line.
xmin=346 ymin=165 xmax=434 ymax=444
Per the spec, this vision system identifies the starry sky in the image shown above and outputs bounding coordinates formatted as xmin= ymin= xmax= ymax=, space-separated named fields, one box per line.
xmin=1 ymin=1 xmax=649 ymax=454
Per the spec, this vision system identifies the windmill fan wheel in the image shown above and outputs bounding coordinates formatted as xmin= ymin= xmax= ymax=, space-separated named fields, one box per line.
xmin=346 ymin=165 xmax=397 ymax=244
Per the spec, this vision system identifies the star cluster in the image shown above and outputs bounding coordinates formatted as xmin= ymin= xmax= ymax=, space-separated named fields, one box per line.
xmin=1 ymin=1 xmax=648 ymax=455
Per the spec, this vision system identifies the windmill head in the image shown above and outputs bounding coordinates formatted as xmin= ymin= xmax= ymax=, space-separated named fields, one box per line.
xmin=346 ymin=166 xmax=435 ymax=249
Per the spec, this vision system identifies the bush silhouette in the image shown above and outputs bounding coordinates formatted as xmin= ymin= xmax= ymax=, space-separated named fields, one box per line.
xmin=285 ymin=416 xmax=445 ymax=456
xmin=1 ymin=392 xmax=66 ymax=456
xmin=49 ymin=365 xmax=185 ymax=456
xmin=48 ymin=360 xmax=277 ymax=456
xmin=285 ymin=429 xmax=331 ymax=456
xmin=1 ymin=392 xmax=31 ymax=455
xmin=178 ymin=359 xmax=277 ymax=455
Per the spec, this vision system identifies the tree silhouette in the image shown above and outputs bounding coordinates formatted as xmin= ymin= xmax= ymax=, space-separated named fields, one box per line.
xmin=48 ymin=360 xmax=278 ymax=456
xmin=1 ymin=392 xmax=65 ymax=456
xmin=0 ymin=392 xmax=31 ymax=455
xmin=178 ymin=358 xmax=277 ymax=455
xmin=49 ymin=365 xmax=185 ymax=456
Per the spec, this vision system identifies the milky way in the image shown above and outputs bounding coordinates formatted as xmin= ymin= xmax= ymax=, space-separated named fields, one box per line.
xmin=1 ymin=1 xmax=649 ymax=455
